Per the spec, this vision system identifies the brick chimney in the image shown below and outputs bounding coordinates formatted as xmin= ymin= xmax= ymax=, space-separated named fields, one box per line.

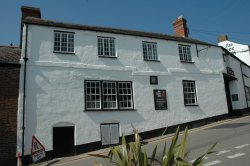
xmin=21 ymin=6 xmax=41 ymax=21
xmin=173 ymin=16 xmax=189 ymax=37
xmin=20 ymin=6 xmax=41 ymax=47
xmin=218 ymin=35 xmax=228 ymax=43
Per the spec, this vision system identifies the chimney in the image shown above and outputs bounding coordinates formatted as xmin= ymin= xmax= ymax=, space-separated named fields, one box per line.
xmin=20 ymin=6 xmax=41 ymax=47
xmin=21 ymin=6 xmax=41 ymax=21
xmin=173 ymin=15 xmax=189 ymax=37
xmin=218 ymin=35 xmax=228 ymax=43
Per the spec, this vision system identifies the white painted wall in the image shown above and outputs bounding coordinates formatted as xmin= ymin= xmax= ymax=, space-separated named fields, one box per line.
xmin=17 ymin=24 xmax=228 ymax=155
xmin=219 ymin=40 xmax=250 ymax=66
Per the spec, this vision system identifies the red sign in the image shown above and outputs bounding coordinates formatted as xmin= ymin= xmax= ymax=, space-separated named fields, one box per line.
xmin=31 ymin=136 xmax=46 ymax=162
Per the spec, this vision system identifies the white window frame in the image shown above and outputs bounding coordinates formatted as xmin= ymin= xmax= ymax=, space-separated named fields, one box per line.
xmin=85 ymin=80 xmax=134 ymax=110
xmin=142 ymin=42 xmax=158 ymax=61
xmin=98 ymin=37 xmax=116 ymax=57
xmin=183 ymin=80 xmax=198 ymax=105
xmin=54 ymin=31 xmax=74 ymax=53
xmin=85 ymin=81 xmax=101 ymax=110
xmin=179 ymin=45 xmax=192 ymax=62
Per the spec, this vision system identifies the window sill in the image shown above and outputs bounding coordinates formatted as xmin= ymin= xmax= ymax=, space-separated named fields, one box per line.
xmin=98 ymin=55 xmax=117 ymax=59
xmin=180 ymin=61 xmax=195 ymax=64
xmin=54 ymin=51 xmax=75 ymax=55
xmin=184 ymin=104 xmax=199 ymax=106
xmin=144 ymin=59 xmax=160 ymax=62
xmin=84 ymin=109 xmax=136 ymax=112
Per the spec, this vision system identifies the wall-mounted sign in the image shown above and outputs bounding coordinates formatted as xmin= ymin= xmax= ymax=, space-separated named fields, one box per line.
xmin=153 ymin=89 xmax=167 ymax=110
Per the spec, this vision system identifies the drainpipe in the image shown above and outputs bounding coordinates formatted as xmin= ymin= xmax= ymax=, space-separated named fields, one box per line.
xmin=22 ymin=23 xmax=28 ymax=157
xmin=240 ymin=63 xmax=248 ymax=109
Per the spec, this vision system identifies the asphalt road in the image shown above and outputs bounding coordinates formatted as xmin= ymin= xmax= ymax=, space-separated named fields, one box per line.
xmin=48 ymin=115 xmax=250 ymax=166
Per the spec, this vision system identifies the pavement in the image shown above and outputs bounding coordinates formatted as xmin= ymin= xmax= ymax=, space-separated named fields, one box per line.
xmin=32 ymin=115 xmax=250 ymax=166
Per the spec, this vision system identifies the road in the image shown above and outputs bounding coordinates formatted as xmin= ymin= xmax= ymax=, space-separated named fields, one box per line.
xmin=48 ymin=115 xmax=250 ymax=166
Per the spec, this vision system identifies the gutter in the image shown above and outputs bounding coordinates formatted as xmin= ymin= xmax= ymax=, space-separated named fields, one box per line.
xmin=240 ymin=63 xmax=248 ymax=109
xmin=22 ymin=23 xmax=28 ymax=157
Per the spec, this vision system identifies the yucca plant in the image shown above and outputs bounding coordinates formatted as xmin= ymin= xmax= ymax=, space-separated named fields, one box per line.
xmin=90 ymin=126 xmax=216 ymax=166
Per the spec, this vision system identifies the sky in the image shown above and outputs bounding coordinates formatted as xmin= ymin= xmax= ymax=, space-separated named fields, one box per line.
xmin=1 ymin=0 xmax=250 ymax=46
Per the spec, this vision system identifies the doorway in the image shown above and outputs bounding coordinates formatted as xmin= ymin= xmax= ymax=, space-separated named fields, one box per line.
xmin=53 ymin=126 xmax=75 ymax=157
xmin=224 ymin=80 xmax=233 ymax=115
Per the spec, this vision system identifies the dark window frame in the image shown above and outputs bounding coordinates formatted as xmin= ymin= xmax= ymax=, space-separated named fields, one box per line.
xmin=84 ymin=80 xmax=134 ymax=111
xmin=150 ymin=76 xmax=158 ymax=85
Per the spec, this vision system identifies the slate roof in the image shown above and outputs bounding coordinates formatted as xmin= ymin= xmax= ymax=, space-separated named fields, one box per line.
xmin=23 ymin=17 xmax=217 ymax=47
xmin=0 ymin=46 xmax=21 ymax=64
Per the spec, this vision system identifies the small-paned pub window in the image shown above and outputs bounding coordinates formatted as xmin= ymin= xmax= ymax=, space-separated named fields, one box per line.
xmin=54 ymin=31 xmax=74 ymax=53
xmin=85 ymin=80 xmax=134 ymax=110
xmin=100 ymin=121 xmax=119 ymax=146
xmin=178 ymin=45 xmax=192 ymax=62
xmin=182 ymin=80 xmax=198 ymax=105
xmin=150 ymin=76 xmax=158 ymax=85
xmin=231 ymin=94 xmax=239 ymax=101
xmin=98 ymin=36 xmax=116 ymax=57
xmin=142 ymin=42 xmax=158 ymax=61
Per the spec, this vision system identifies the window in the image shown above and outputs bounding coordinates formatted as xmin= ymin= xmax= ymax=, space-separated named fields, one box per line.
xmin=150 ymin=76 xmax=158 ymax=85
xmin=100 ymin=122 xmax=119 ymax=145
xmin=85 ymin=80 xmax=134 ymax=110
xmin=183 ymin=80 xmax=197 ymax=105
xmin=98 ymin=37 xmax=115 ymax=57
xmin=231 ymin=94 xmax=239 ymax=101
xmin=179 ymin=45 xmax=192 ymax=62
xmin=245 ymin=87 xmax=250 ymax=101
xmin=142 ymin=42 xmax=158 ymax=61
xmin=54 ymin=31 xmax=74 ymax=53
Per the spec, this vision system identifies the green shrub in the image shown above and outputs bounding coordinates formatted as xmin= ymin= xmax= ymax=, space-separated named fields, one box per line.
xmin=91 ymin=127 xmax=216 ymax=166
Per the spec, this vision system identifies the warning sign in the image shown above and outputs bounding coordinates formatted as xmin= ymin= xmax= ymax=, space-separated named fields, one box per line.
xmin=31 ymin=136 xmax=46 ymax=162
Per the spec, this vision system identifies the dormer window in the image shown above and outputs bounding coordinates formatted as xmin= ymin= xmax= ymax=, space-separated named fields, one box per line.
xmin=54 ymin=31 xmax=74 ymax=53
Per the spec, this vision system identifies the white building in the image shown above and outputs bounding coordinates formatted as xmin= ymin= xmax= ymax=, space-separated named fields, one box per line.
xmin=222 ymin=47 xmax=250 ymax=115
xmin=18 ymin=7 xmax=232 ymax=162
xmin=218 ymin=35 xmax=250 ymax=66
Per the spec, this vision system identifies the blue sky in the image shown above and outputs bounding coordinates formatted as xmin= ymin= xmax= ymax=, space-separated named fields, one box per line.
xmin=1 ymin=0 xmax=250 ymax=46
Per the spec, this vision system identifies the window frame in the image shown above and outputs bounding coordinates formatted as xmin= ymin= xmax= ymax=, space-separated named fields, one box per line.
xmin=182 ymin=80 xmax=198 ymax=106
xmin=178 ymin=44 xmax=192 ymax=63
xmin=84 ymin=80 xmax=134 ymax=111
xmin=54 ymin=30 xmax=75 ymax=54
xmin=97 ymin=36 xmax=116 ymax=58
xmin=142 ymin=41 xmax=158 ymax=61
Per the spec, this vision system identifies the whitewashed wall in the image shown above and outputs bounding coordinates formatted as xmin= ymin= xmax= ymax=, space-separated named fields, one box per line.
xmin=17 ymin=24 xmax=228 ymax=155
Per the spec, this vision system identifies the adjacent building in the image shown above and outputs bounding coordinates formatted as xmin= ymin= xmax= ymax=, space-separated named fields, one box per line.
xmin=0 ymin=46 xmax=21 ymax=165
xmin=218 ymin=35 xmax=250 ymax=66
xmin=17 ymin=6 xmax=230 ymax=162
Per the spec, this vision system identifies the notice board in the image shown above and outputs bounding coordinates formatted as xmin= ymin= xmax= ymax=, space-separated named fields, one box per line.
xmin=153 ymin=89 xmax=168 ymax=110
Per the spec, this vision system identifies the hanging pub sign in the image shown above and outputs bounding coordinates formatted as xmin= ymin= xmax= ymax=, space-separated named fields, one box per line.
xmin=153 ymin=89 xmax=168 ymax=110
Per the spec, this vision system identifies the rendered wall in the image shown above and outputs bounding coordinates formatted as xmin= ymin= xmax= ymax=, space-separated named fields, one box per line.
xmin=17 ymin=24 xmax=228 ymax=155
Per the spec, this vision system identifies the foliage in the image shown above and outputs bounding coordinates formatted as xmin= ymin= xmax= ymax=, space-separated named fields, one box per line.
xmin=90 ymin=127 xmax=216 ymax=166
